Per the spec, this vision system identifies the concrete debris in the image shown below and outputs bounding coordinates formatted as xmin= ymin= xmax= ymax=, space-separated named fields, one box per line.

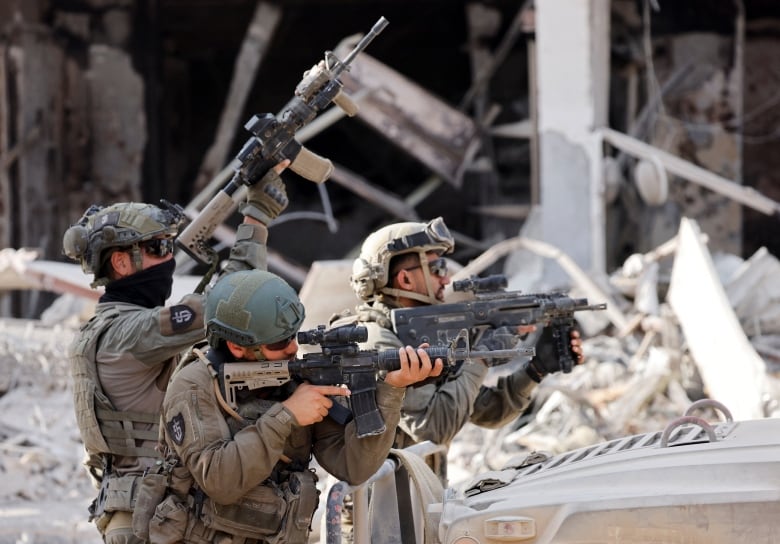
xmin=451 ymin=216 xmax=780 ymax=480
xmin=0 ymin=218 xmax=779 ymax=540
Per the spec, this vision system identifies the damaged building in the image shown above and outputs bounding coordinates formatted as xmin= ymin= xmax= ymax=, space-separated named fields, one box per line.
xmin=2 ymin=0 xmax=780 ymax=540
xmin=1 ymin=0 xmax=779 ymax=308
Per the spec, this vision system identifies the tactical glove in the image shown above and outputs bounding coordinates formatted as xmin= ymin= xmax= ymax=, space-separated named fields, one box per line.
xmin=524 ymin=324 xmax=579 ymax=382
xmin=239 ymin=169 xmax=289 ymax=225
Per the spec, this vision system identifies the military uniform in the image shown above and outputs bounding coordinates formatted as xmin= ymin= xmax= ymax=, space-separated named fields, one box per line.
xmin=68 ymin=222 xmax=271 ymax=543
xmin=152 ymin=347 xmax=406 ymax=543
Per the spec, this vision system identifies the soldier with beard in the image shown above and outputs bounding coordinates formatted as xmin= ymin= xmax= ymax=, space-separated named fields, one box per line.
xmin=62 ymin=163 xmax=289 ymax=544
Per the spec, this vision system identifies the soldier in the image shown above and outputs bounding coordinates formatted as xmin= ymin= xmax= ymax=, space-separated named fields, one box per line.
xmin=340 ymin=217 xmax=585 ymax=464
xmin=62 ymin=163 xmax=289 ymax=544
xmin=151 ymin=268 xmax=442 ymax=542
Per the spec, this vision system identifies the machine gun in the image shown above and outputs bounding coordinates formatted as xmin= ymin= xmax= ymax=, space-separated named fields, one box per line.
xmin=177 ymin=17 xmax=389 ymax=267
xmin=391 ymin=274 xmax=608 ymax=374
xmin=221 ymin=324 xmax=533 ymax=438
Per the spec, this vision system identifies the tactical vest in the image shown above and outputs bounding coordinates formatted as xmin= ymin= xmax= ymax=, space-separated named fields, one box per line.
xmin=70 ymin=307 xmax=161 ymax=475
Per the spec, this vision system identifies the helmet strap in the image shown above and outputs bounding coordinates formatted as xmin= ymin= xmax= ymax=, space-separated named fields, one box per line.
xmin=250 ymin=346 xmax=267 ymax=362
xmin=379 ymin=286 xmax=439 ymax=306
xmin=129 ymin=244 xmax=145 ymax=274
xmin=379 ymin=249 xmax=440 ymax=306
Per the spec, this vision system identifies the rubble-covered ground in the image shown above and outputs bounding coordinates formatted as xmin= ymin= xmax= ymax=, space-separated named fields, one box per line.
xmin=0 ymin=318 xmax=100 ymax=544
xmin=2 ymin=225 xmax=780 ymax=542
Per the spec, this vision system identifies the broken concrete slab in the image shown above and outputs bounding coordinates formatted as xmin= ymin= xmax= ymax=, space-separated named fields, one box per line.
xmin=667 ymin=217 xmax=769 ymax=421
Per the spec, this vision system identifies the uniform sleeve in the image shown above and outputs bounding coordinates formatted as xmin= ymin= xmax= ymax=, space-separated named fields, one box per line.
xmin=468 ymin=366 xmax=538 ymax=428
xmin=398 ymin=362 xmax=489 ymax=446
xmin=311 ymin=381 xmax=406 ymax=485
xmin=100 ymin=295 xmax=206 ymax=367
xmin=162 ymin=367 xmax=297 ymax=505
xmin=220 ymin=223 xmax=269 ymax=273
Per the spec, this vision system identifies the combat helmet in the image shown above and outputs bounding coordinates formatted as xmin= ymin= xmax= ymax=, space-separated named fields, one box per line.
xmin=205 ymin=269 xmax=306 ymax=351
xmin=350 ymin=216 xmax=454 ymax=305
xmin=62 ymin=202 xmax=183 ymax=287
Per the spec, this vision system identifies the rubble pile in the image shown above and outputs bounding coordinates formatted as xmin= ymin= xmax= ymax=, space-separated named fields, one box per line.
xmin=448 ymin=221 xmax=780 ymax=484
xmin=0 ymin=318 xmax=98 ymax=543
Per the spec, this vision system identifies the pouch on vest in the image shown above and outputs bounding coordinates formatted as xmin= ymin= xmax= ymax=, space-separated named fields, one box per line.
xmin=132 ymin=471 xmax=169 ymax=540
xmin=203 ymin=483 xmax=287 ymax=539
xmin=104 ymin=474 xmax=139 ymax=512
xmin=279 ymin=469 xmax=320 ymax=544
xmin=148 ymin=494 xmax=189 ymax=544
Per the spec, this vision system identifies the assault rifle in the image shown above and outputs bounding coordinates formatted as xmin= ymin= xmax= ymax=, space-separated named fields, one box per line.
xmin=391 ymin=274 xmax=608 ymax=374
xmin=178 ymin=17 xmax=389 ymax=266
xmin=221 ymin=324 xmax=533 ymax=438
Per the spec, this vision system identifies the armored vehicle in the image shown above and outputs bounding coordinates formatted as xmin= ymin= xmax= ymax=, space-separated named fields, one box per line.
xmin=434 ymin=400 xmax=779 ymax=544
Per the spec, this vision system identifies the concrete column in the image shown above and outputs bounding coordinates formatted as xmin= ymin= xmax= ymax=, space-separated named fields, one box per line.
xmin=535 ymin=0 xmax=610 ymax=286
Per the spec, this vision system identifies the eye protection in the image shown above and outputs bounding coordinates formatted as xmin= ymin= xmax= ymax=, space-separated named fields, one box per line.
xmin=403 ymin=257 xmax=449 ymax=278
xmin=385 ymin=217 xmax=454 ymax=253
xmin=140 ymin=238 xmax=175 ymax=258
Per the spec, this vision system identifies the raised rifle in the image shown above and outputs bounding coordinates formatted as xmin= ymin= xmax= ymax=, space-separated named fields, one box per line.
xmin=221 ymin=324 xmax=533 ymax=438
xmin=177 ymin=17 xmax=389 ymax=268
xmin=391 ymin=274 xmax=608 ymax=374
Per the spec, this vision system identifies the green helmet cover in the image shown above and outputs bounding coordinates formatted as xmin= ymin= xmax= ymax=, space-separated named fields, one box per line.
xmin=205 ymin=269 xmax=305 ymax=348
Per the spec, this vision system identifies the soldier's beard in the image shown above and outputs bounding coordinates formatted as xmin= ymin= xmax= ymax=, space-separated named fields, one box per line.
xmin=99 ymin=259 xmax=176 ymax=308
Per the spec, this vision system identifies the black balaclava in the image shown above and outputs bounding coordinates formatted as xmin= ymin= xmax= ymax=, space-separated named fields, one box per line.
xmin=99 ymin=258 xmax=176 ymax=308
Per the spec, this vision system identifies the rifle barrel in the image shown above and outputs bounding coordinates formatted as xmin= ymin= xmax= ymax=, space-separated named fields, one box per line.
xmin=333 ymin=17 xmax=389 ymax=76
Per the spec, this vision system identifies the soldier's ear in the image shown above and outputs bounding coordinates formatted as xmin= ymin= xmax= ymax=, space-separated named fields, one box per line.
xmin=396 ymin=269 xmax=414 ymax=289
xmin=225 ymin=341 xmax=245 ymax=359
xmin=110 ymin=250 xmax=131 ymax=278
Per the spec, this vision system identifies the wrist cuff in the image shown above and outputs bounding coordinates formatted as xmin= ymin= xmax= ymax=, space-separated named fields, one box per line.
xmin=238 ymin=202 xmax=273 ymax=225
xmin=525 ymin=360 xmax=546 ymax=383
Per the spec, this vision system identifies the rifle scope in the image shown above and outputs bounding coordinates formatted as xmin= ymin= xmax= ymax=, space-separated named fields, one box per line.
xmin=297 ymin=324 xmax=368 ymax=346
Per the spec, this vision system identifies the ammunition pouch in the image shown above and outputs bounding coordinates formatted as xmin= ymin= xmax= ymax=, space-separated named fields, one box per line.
xmin=149 ymin=494 xmax=191 ymax=544
xmin=203 ymin=484 xmax=287 ymax=539
xmin=199 ymin=468 xmax=319 ymax=543
xmin=89 ymin=473 xmax=140 ymax=534
xmin=133 ymin=471 xmax=170 ymax=540
xmin=279 ymin=469 xmax=320 ymax=544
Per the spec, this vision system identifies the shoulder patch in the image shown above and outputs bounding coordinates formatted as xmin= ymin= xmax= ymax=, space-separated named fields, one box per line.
xmin=167 ymin=413 xmax=186 ymax=445
xmin=169 ymin=304 xmax=196 ymax=331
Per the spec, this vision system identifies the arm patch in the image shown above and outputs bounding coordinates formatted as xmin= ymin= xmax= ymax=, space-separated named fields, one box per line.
xmin=168 ymin=304 xmax=196 ymax=332
xmin=167 ymin=413 xmax=186 ymax=445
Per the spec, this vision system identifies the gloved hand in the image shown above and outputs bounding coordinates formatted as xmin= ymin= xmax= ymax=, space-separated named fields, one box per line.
xmin=239 ymin=169 xmax=289 ymax=225
xmin=525 ymin=324 xmax=583 ymax=382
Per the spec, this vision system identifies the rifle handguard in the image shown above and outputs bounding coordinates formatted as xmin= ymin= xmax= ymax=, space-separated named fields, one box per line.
xmin=176 ymin=190 xmax=238 ymax=265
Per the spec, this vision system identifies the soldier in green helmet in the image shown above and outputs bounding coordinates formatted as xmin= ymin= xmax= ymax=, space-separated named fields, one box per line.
xmin=63 ymin=162 xmax=290 ymax=544
xmin=151 ymin=268 xmax=442 ymax=543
